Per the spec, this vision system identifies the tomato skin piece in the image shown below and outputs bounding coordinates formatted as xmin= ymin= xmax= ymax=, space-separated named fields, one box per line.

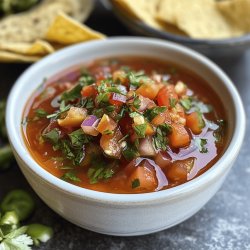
xmin=168 ymin=123 xmax=190 ymax=148
xmin=186 ymin=112 xmax=205 ymax=134
xmin=157 ymin=85 xmax=178 ymax=107
xmin=81 ymin=85 xmax=97 ymax=97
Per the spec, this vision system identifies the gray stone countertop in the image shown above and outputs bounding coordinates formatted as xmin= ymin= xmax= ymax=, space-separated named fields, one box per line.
xmin=0 ymin=2 xmax=250 ymax=250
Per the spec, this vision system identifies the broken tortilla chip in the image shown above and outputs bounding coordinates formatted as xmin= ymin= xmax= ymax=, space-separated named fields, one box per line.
xmin=157 ymin=0 xmax=243 ymax=39
xmin=0 ymin=51 xmax=42 ymax=63
xmin=217 ymin=0 xmax=250 ymax=32
xmin=45 ymin=12 xmax=106 ymax=45
xmin=0 ymin=40 xmax=54 ymax=56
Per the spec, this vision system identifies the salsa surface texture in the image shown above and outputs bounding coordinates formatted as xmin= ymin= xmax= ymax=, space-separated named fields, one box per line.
xmin=22 ymin=57 xmax=227 ymax=194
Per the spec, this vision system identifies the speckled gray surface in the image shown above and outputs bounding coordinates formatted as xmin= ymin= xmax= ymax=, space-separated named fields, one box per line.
xmin=0 ymin=2 xmax=250 ymax=250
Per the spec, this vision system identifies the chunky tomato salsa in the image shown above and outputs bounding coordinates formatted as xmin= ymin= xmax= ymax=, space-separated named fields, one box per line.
xmin=22 ymin=57 xmax=226 ymax=194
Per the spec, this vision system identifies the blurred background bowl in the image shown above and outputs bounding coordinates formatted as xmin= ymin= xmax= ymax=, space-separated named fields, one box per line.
xmin=104 ymin=0 xmax=250 ymax=57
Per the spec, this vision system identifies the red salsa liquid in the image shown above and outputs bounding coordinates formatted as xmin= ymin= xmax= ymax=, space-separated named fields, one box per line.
xmin=22 ymin=57 xmax=227 ymax=194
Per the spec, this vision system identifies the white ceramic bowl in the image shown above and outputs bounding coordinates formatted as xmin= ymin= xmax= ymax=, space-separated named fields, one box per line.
xmin=6 ymin=37 xmax=246 ymax=236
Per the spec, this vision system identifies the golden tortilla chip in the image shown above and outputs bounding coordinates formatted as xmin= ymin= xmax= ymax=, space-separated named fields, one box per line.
xmin=157 ymin=0 xmax=243 ymax=39
xmin=111 ymin=0 xmax=163 ymax=29
xmin=217 ymin=0 xmax=250 ymax=32
xmin=0 ymin=51 xmax=42 ymax=63
xmin=45 ymin=12 xmax=106 ymax=45
xmin=0 ymin=40 xmax=54 ymax=56
xmin=0 ymin=0 xmax=93 ymax=43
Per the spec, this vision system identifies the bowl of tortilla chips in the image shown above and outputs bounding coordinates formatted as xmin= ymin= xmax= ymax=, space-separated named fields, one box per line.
xmin=108 ymin=0 xmax=250 ymax=56
xmin=0 ymin=0 xmax=106 ymax=63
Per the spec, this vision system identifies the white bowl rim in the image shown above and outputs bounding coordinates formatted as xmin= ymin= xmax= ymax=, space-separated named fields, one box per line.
xmin=6 ymin=37 xmax=246 ymax=204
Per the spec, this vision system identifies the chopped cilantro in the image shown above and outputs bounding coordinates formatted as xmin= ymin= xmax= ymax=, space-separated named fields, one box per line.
xmin=46 ymin=100 xmax=71 ymax=119
xmin=144 ymin=106 xmax=167 ymax=121
xmin=153 ymin=124 xmax=171 ymax=151
xmin=35 ymin=108 xmax=48 ymax=118
xmin=214 ymin=119 xmax=226 ymax=145
xmin=169 ymin=98 xmax=177 ymax=108
xmin=42 ymin=128 xmax=60 ymax=144
xmin=127 ymin=71 xmax=144 ymax=87
xmin=68 ymin=129 xmax=92 ymax=148
xmin=122 ymin=144 xmax=139 ymax=161
xmin=61 ymin=171 xmax=81 ymax=183
xmin=131 ymin=178 xmax=140 ymax=189
xmin=87 ymin=158 xmax=116 ymax=184
xmin=195 ymin=138 xmax=208 ymax=153
xmin=132 ymin=95 xmax=141 ymax=109
xmin=61 ymin=73 xmax=94 ymax=103
xmin=92 ymin=108 xmax=104 ymax=118
xmin=180 ymin=98 xmax=192 ymax=111
xmin=134 ymin=123 xmax=147 ymax=138
xmin=103 ymin=130 xmax=114 ymax=135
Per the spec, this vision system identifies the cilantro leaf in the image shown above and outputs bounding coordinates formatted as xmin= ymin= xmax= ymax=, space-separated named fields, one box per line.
xmin=35 ymin=109 xmax=48 ymax=118
xmin=131 ymin=178 xmax=140 ymax=189
xmin=195 ymin=138 xmax=208 ymax=153
xmin=180 ymin=98 xmax=192 ymax=111
xmin=134 ymin=124 xmax=147 ymax=138
xmin=46 ymin=100 xmax=71 ymax=119
xmin=61 ymin=73 xmax=94 ymax=103
xmin=42 ymin=128 xmax=61 ymax=144
xmin=144 ymin=106 xmax=167 ymax=121
xmin=169 ymin=98 xmax=177 ymax=108
xmin=68 ymin=129 xmax=92 ymax=148
xmin=153 ymin=124 xmax=171 ymax=151
xmin=61 ymin=171 xmax=81 ymax=183
xmin=122 ymin=144 xmax=139 ymax=161
xmin=87 ymin=159 xmax=116 ymax=184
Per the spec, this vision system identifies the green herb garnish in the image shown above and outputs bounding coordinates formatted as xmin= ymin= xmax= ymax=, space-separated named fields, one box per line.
xmin=61 ymin=171 xmax=81 ymax=183
xmin=134 ymin=123 xmax=147 ymax=138
xmin=144 ymin=106 xmax=167 ymax=121
xmin=195 ymin=138 xmax=208 ymax=153
xmin=131 ymin=178 xmax=140 ymax=189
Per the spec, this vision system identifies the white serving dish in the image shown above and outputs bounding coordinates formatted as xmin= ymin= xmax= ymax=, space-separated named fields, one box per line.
xmin=6 ymin=37 xmax=246 ymax=236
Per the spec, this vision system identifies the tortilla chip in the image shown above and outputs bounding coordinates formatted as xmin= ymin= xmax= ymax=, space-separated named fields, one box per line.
xmin=0 ymin=51 xmax=41 ymax=63
xmin=0 ymin=0 xmax=93 ymax=43
xmin=157 ymin=0 xmax=243 ymax=39
xmin=45 ymin=12 xmax=106 ymax=45
xmin=0 ymin=40 xmax=54 ymax=56
xmin=111 ymin=0 xmax=163 ymax=29
xmin=217 ymin=0 xmax=250 ymax=32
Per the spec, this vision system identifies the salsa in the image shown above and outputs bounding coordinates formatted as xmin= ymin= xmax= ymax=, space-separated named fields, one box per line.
xmin=22 ymin=57 xmax=227 ymax=194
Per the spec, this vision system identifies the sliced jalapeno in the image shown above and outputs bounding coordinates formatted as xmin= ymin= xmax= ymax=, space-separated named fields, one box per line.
xmin=0 ymin=190 xmax=35 ymax=221
xmin=26 ymin=224 xmax=53 ymax=246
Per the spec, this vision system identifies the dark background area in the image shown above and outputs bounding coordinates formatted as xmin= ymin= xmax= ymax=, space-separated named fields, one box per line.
xmin=0 ymin=2 xmax=250 ymax=250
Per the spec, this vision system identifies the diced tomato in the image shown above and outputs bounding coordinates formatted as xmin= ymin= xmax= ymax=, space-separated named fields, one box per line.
xmin=151 ymin=111 xmax=171 ymax=126
xmin=109 ymin=93 xmax=126 ymax=106
xmin=168 ymin=123 xmax=190 ymax=148
xmin=81 ymin=85 xmax=97 ymax=97
xmin=186 ymin=112 xmax=205 ymax=134
xmin=154 ymin=151 xmax=172 ymax=170
xmin=57 ymin=107 xmax=87 ymax=127
xmin=136 ymin=83 xmax=161 ymax=100
xmin=128 ymin=162 xmax=157 ymax=192
xmin=166 ymin=158 xmax=195 ymax=182
xmin=96 ymin=114 xmax=117 ymax=134
xmin=100 ymin=129 xmax=123 ymax=158
xmin=145 ymin=123 xmax=155 ymax=136
xmin=157 ymin=85 xmax=178 ymax=107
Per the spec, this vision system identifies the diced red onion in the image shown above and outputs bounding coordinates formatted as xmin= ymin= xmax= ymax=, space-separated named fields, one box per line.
xmin=112 ymin=93 xmax=127 ymax=103
xmin=138 ymin=137 xmax=156 ymax=157
xmin=81 ymin=115 xmax=100 ymax=136
xmin=138 ymin=96 xmax=156 ymax=112
xmin=117 ymin=85 xmax=127 ymax=95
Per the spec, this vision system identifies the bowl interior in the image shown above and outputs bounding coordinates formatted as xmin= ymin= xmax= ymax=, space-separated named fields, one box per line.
xmin=6 ymin=37 xmax=245 ymax=203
